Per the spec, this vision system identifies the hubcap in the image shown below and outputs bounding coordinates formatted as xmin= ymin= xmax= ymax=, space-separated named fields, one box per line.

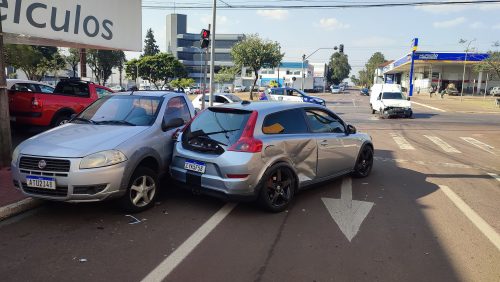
xmin=358 ymin=148 xmax=373 ymax=175
xmin=266 ymin=169 xmax=292 ymax=207
xmin=130 ymin=175 xmax=156 ymax=207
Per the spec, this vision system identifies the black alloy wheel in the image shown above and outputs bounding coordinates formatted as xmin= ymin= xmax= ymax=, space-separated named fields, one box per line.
xmin=259 ymin=165 xmax=295 ymax=212
xmin=352 ymin=146 xmax=374 ymax=178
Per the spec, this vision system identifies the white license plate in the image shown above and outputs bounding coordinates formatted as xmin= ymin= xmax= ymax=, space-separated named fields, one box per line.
xmin=184 ymin=160 xmax=206 ymax=174
xmin=26 ymin=176 xmax=56 ymax=190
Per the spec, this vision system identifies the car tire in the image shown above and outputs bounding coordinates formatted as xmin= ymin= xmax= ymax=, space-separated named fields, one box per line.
xmin=120 ymin=167 xmax=159 ymax=213
xmin=371 ymin=108 xmax=376 ymax=114
xmin=352 ymin=145 xmax=374 ymax=178
xmin=258 ymin=164 xmax=296 ymax=213
xmin=52 ymin=114 xmax=71 ymax=127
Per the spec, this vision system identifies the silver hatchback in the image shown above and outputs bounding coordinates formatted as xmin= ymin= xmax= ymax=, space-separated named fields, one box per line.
xmin=170 ymin=101 xmax=374 ymax=212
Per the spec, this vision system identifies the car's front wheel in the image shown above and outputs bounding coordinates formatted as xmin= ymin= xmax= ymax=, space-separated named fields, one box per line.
xmin=120 ymin=167 xmax=159 ymax=213
xmin=258 ymin=164 xmax=296 ymax=213
xmin=352 ymin=145 xmax=374 ymax=178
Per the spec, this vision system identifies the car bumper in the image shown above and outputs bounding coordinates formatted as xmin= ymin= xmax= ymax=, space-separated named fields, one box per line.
xmin=11 ymin=112 xmax=49 ymax=126
xmin=11 ymin=157 xmax=128 ymax=202
xmin=170 ymin=143 xmax=262 ymax=201
xmin=383 ymin=108 xmax=412 ymax=117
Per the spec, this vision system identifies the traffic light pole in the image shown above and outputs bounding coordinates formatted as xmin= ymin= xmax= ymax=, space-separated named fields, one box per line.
xmin=201 ymin=24 xmax=210 ymax=110
xmin=208 ymin=0 xmax=216 ymax=107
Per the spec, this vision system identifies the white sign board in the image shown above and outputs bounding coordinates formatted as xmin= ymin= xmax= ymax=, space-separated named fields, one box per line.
xmin=1 ymin=0 xmax=142 ymax=51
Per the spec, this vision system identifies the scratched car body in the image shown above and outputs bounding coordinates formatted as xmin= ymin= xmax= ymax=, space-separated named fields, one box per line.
xmin=170 ymin=101 xmax=374 ymax=212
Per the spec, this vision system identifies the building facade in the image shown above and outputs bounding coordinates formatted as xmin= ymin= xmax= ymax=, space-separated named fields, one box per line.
xmin=166 ymin=14 xmax=244 ymax=85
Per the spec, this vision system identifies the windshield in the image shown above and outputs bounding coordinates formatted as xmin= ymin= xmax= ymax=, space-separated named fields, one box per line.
xmin=183 ymin=108 xmax=251 ymax=147
xmin=76 ymin=95 xmax=163 ymax=126
xmin=382 ymin=92 xmax=405 ymax=100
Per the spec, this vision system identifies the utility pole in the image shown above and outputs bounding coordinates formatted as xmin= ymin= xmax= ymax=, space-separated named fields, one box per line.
xmin=301 ymin=54 xmax=306 ymax=91
xmin=80 ymin=49 xmax=87 ymax=78
xmin=209 ymin=0 xmax=216 ymax=106
xmin=201 ymin=24 xmax=210 ymax=110
xmin=0 ymin=18 xmax=13 ymax=167
xmin=460 ymin=39 xmax=476 ymax=102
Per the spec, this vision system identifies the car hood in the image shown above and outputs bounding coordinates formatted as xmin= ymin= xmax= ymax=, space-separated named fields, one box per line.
xmin=382 ymin=99 xmax=411 ymax=108
xmin=18 ymin=124 xmax=148 ymax=158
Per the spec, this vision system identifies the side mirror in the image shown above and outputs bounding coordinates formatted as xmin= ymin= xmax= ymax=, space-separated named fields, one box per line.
xmin=347 ymin=124 xmax=357 ymax=135
xmin=162 ymin=117 xmax=184 ymax=132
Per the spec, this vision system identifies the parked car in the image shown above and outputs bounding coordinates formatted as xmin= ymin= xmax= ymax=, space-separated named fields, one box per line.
xmin=193 ymin=88 xmax=210 ymax=95
xmin=371 ymin=88 xmax=412 ymax=118
xmin=192 ymin=93 xmax=242 ymax=111
xmin=360 ymin=88 xmax=369 ymax=96
xmin=264 ymin=87 xmax=325 ymax=106
xmin=234 ymin=85 xmax=247 ymax=92
xmin=443 ymin=83 xmax=459 ymax=96
xmin=7 ymin=79 xmax=54 ymax=93
xmin=489 ymin=87 xmax=500 ymax=96
xmin=11 ymin=91 xmax=195 ymax=212
xmin=170 ymin=101 xmax=373 ymax=212
xmin=8 ymin=79 xmax=114 ymax=127
xmin=331 ymin=85 xmax=341 ymax=94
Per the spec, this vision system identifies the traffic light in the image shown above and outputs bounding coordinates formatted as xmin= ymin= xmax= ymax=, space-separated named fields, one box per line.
xmin=339 ymin=44 xmax=344 ymax=53
xmin=200 ymin=29 xmax=210 ymax=49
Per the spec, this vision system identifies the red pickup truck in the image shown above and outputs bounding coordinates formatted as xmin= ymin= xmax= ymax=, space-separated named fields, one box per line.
xmin=8 ymin=79 xmax=114 ymax=127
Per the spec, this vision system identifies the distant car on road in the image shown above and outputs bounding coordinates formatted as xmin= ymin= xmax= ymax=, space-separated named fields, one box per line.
xmin=234 ymin=85 xmax=247 ymax=92
xmin=265 ymin=87 xmax=325 ymax=106
xmin=192 ymin=93 xmax=242 ymax=111
xmin=489 ymin=87 xmax=500 ymax=96
xmin=360 ymin=88 xmax=369 ymax=96
xmin=331 ymin=85 xmax=341 ymax=94
xmin=11 ymin=91 xmax=195 ymax=212
xmin=170 ymin=101 xmax=373 ymax=212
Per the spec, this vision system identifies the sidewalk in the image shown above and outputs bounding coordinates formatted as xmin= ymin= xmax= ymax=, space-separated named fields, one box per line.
xmin=0 ymin=167 xmax=41 ymax=220
xmin=410 ymin=93 xmax=500 ymax=114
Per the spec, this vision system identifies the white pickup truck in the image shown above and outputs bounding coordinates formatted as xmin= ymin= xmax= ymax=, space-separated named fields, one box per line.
xmin=370 ymin=84 xmax=412 ymax=118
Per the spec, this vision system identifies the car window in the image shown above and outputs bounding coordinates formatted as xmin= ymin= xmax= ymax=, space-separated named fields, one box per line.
xmin=55 ymin=81 xmax=90 ymax=97
xmin=305 ymin=109 xmax=345 ymax=134
xmin=164 ymin=96 xmax=191 ymax=123
xmin=382 ymin=92 xmax=404 ymax=99
xmin=12 ymin=83 xmax=37 ymax=92
xmin=262 ymin=109 xmax=309 ymax=134
xmin=292 ymin=90 xmax=304 ymax=97
xmin=271 ymin=88 xmax=285 ymax=95
xmin=215 ymin=95 xmax=228 ymax=103
xmin=39 ymin=85 xmax=55 ymax=93
xmin=225 ymin=94 xmax=242 ymax=102
xmin=96 ymin=87 xmax=113 ymax=98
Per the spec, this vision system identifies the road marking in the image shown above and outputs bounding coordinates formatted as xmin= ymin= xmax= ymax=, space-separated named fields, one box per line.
xmin=390 ymin=133 xmax=415 ymax=150
xmin=487 ymin=173 xmax=500 ymax=182
xmin=411 ymin=101 xmax=446 ymax=112
xmin=322 ymin=177 xmax=374 ymax=242
xmin=439 ymin=185 xmax=500 ymax=251
xmin=141 ymin=203 xmax=237 ymax=282
xmin=424 ymin=135 xmax=461 ymax=153
xmin=460 ymin=137 xmax=497 ymax=155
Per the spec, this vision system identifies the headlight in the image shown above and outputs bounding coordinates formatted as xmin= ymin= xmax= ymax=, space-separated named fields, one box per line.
xmin=80 ymin=150 xmax=127 ymax=169
xmin=11 ymin=146 xmax=20 ymax=165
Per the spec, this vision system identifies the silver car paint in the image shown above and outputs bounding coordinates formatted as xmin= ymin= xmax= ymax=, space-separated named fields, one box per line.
xmin=170 ymin=102 xmax=372 ymax=198
xmin=11 ymin=92 xmax=195 ymax=202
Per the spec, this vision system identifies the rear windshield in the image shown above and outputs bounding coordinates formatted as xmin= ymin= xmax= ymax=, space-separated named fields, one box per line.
xmin=55 ymin=81 xmax=90 ymax=97
xmin=183 ymin=108 xmax=251 ymax=147
xmin=225 ymin=94 xmax=242 ymax=102
xmin=382 ymin=92 xmax=404 ymax=100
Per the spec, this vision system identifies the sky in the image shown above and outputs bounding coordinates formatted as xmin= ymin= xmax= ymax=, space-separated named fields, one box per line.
xmin=127 ymin=0 xmax=500 ymax=76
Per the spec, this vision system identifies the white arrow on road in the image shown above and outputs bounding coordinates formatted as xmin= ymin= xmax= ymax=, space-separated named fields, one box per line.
xmin=322 ymin=177 xmax=374 ymax=242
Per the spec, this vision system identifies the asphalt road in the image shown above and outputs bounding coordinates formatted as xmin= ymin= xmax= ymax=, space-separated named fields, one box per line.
xmin=1 ymin=90 xmax=499 ymax=282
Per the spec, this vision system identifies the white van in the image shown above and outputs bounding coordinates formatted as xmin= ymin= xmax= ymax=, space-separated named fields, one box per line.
xmin=370 ymin=84 xmax=412 ymax=118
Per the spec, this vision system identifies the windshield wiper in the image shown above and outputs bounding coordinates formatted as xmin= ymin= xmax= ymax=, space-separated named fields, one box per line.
xmin=96 ymin=120 xmax=136 ymax=126
xmin=193 ymin=128 xmax=240 ymax=137
xmin=72 ymin=117 xmax=97 ymax=124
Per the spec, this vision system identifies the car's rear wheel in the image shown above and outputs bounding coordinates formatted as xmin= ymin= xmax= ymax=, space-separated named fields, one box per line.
xmin=352 ymin=145 xmax=374 ymax=178
xmin=120 ymin=167 xmax=159 ymax=213
xmin=258 ymin=164 xmax=296 ymax=213
xmin=52 ymin=114 xmax=72 ymax=127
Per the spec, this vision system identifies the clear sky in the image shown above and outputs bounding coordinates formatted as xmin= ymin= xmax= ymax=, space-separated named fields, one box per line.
xmin=128 ymin=0 xmax=500 ymax=76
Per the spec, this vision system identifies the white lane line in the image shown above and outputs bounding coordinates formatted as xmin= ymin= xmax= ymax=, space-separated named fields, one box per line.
xmin=390 ymin=133 xmax=415 ymax=150
xmin=439 ymin=185 xmax=500 ymax=251
xmin=424 ymin=135 xmax=461 ymax=153
xmin=411 ymin=101 xmax=446 ymax=112
xmin=487 ymin=173 xmax=500 ymax=182
xmin=142 ymin=203 xmax=237 ymax=282
xmin=460 ymin=137 xmax=497 ymax=155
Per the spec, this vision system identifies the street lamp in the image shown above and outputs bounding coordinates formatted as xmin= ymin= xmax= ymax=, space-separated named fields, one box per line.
xmin=301 ymin=47 xmax=338 ymax=91
xmin=459 ymin=38 xmax=476 ymax=102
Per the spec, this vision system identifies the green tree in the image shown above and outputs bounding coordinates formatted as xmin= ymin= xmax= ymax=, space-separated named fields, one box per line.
xmin=214 ymin=66 xmax=240 ymax=91
xmin=5 ymin=45 xmax=64 ymax=81
xmin=143 ymin=28 xmax=160 ymax=57
xmin=328 ymin=52 xmax=351 ymax=85
xmin=350 ymin=75 xmax=360 ymax=86
xmin=170 ymin=78 xmax=195 ymax=89
xmin=137 ymin=53 xmax=187 ymax=89
xmin=87 ymin=49 xmax=126 ymax=85
xmin=474 ymin=51 xmax=500 ymax=80
xmin=125 ymin=58 xmax=140 ymax=82
xmin=65 ymin=48 xmax=81 ymax=77
xmin=231 ymin=34 xmax=283 ymax=99
xmin=365 ymin=52 xmax=386 ymax=87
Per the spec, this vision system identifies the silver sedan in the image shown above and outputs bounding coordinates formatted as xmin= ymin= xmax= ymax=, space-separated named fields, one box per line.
xmin=170 ymin=101 xmax=374 ymax=212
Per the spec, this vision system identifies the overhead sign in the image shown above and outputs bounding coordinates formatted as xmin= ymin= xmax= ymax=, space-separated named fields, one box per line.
xmin=415 ymin=52 xmax=489 ymax=62
xmin=0 ymin=0 xmax=142 ymax=51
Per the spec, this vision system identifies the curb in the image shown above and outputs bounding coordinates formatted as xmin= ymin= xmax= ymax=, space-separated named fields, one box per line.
xmin=0 ymin=198 xmax=43 ymax=221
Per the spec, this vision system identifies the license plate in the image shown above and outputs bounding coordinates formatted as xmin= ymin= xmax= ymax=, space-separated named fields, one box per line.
xmin=184 ymin=160 xmax=206 ymax=174
xmin=26 ymin=176 xmax=56 ymax=190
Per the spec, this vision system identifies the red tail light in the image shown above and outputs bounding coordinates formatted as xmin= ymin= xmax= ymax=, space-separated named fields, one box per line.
xmin=31 ymin=97 xmax=42 ymax=109
xmin=228 ymin=111 xmax=262 ymax=153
